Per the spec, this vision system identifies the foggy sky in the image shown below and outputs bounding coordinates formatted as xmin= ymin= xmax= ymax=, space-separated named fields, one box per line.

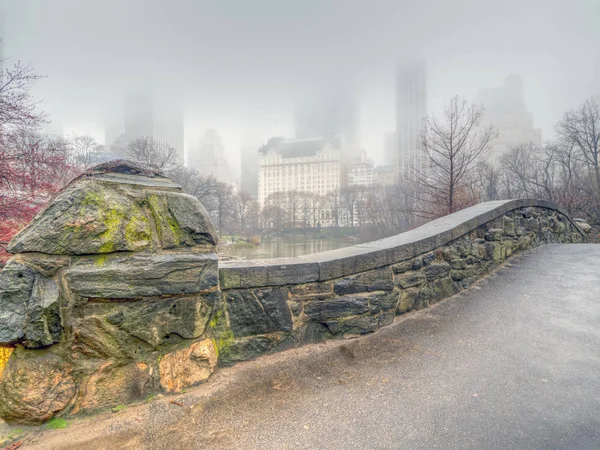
xmin=1 ymin=0 xmax=599 ymax=164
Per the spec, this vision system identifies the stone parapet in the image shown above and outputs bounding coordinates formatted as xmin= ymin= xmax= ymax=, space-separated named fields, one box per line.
xmin=213 ymin=202 xmax=585 ymax=368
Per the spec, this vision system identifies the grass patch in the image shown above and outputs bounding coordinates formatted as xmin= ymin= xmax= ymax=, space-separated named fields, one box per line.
xmin=111 ymin=404 xmax=126 ymax=412
xmin=46 ymin=418 xmax=68 ymax=429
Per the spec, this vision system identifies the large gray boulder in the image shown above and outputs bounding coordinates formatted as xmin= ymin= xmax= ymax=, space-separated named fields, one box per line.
xmin=7 ymin=160 xmax=217 ymax=255
xmin=0 ymin=160 xmax=222 ymax=423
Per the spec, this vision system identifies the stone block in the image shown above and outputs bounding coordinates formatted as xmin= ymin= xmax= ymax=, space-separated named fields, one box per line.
xmin=70 ymin=316 xmax=138 ymax=360
xmin=397 ymin=288 xmax=418 ymax=314
xmin=147 ymin=191 xmax=218 ymax=248
xmin=395 ymin=271 xmax=427 ymax=288
xmin=0 ymin=259 xmax=62 ymax=348
xmin=0 ymin=350 xmax=76 ymax=424
xmin=525 ymin=217 xmax=539 ymax=232
xmin=103 ymin=293 xmax=217 ymax=348
xmin=378 ymin=311 xmax=395 ymax=328
xmin=430 ymin=277 xmax=459 ymax=303
xmin=333 ymin=268 xmax=393 ymax=295
xmin=317 ymin=248 xmax=388 ymax=281
xmin=225 ymin=288 xmax=292 ymax=337
xmin=219 ymin=262 xmax=268 ymax=290
xmin=0 ymin=260 xmax=36 ymax=346
xmin=76 ymin=361 xmax=152 ymax=413
xmin=340 ymin=315 xmax=379 ymax=335
xmin=414 ymin=286 xmax=434 ymax=310
xmin=423 ymin=262 xmax=451 ymax=281
xmin=65 ymin=253 xmax=218 ymax=299
xmin=265 ymin=260 xmax=320 ymax=286
xmin=422 ymin=253 xmax=437 ymax=266
xmin=288 ymin=300 xmax=302 ymax=317
xmin=159 ymin=338 xmax=217 ymax=393
xmin=503 ymin=216 xmax=516 ymax=236
xmin=303 ymin=296 xmax=370 ymax=321
xmin=391 ymin=257 xmax=422 ymax=274
xmin=289 ymin=282 xmax=334 ymax=300
xmin=218 ymin=334 xmax=284 ymax=366
xmin=368 ymin=291 xmax=399 ymax=313
xmin=485 ymin=228 xmax=504 ymax=241
xmin=484 ymin=241 xmax=503 ymax=261
xmin=293 ymin=321 xmax=330 ymax=344
xmin=449 ymin=258 xmax=467 ymax=270
xmin=391 ymin=260 xmax=412 ymax=274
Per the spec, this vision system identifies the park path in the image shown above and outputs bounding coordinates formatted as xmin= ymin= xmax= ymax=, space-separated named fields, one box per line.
xmin=5 ymin=244 xmax=600 ymax=449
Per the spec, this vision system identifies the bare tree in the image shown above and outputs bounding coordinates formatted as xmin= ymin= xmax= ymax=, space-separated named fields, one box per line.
xmin=208 ymin=181 xmax=236 ymax=233
xmin=309 ymin=193 xmax=321 ymax=228
xmin=340 ymin=186 xmax=360 ymax=228
xmin=473 ymin=162 xmax=501 ymax=201
xmin=299 ymin=191 xmax=314 ymax=227
xmin=236 ymin=191 xmax=258 ymax=234
xmin=323 ymin=190 xmax=341 ymax=227
xmin=418 ymin=96 xmax=497 ymax=216
xmin=286 ymin=190 xmax=301 ymax=228
xmin=70 ymin=134 xmax=102 ymax=170
xmin=262 ymin=192 xmax=287 ymax=230
xmin=126 ymin=136 xmax=179 ymax=169
xmin=556 ymin=97 xmax=600 ymax=194
xmin=0 ymin=54 xmax=47 ymax=131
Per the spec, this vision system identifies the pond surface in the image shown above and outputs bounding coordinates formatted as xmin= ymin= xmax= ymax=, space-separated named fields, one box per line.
xmin=218 ymin=235 xmax=371 ymax=260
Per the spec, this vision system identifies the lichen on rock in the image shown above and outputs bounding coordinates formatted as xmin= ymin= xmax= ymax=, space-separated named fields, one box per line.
xmin=0 ymin=160 xmax=221 ymax=423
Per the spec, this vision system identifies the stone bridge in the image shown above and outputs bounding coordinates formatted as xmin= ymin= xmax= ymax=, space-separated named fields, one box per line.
xmin=0 ymin=161 xmax=587 ymax=424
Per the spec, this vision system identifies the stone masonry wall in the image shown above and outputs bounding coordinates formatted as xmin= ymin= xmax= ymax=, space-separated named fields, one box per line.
xmin=0 ymin=164 xmax=586 ymax=425
xmin=213 ymin=207 xmax=584 ymax=366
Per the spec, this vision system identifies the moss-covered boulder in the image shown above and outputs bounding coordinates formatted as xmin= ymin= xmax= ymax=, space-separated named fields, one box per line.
xmin=0 ymin=160 xmax=222 ymax=424
xmin=8 ymin=161 xmax=217 ymax=255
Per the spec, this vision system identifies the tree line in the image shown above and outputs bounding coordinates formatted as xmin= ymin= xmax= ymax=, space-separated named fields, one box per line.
xmin=1 ymin=44 xmax=599 ymax=253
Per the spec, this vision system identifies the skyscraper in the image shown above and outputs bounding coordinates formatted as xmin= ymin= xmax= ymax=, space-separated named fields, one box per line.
xmin=240 ymin=143 xmax=260 ymax=196
xmin=294 ymin=89 xmax=358 ymax=144
xmin=188 ymin=129 xmax=234 ymax=185
xmin=294 ymin=83 xmax=360 ymax=188
xmin=474 ymin=74 xmax=541 ymax=160
xmin=396 ymin=60 xmax=427 ymax=180
xmin=120 ymin=93 xmax=185 ymax=162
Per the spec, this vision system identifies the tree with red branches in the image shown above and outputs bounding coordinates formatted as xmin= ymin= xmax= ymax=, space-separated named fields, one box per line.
xmin=0 ymin=44 xmax=77 ymax=261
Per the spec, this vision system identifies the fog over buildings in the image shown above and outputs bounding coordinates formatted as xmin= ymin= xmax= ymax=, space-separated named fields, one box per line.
xmin=1 ymin=0 xmax=600 ymax=176
xmin=393 ymin=60 xmax=427 ymax=180
xmin=475 ymin=74 xmax=542 ymax=161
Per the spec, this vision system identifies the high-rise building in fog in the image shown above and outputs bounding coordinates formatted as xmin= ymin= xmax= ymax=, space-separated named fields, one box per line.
xmin=240 ymin=143 xmax=259 ymax=196
xmin=295 ymin=93 xmax=358 ymax=143
xmin=104 ymin=108 xmax=124 ymax=156
xmin=396 ymin=60 xmax=427 ymax=180
xmin=348 ymin=151 xmax=377 ymax=187
xmin=188 ymin=129 xmax=234 ymax=184
xmin=475 ymin=74 xmax=541 ymax=160
xmin=258 ymin=137 xmax=341 ymax=208
xmin=121 ymin=93 xmax=184 ymax=161
xmin=383 ymin=132 xmax=398 ymax=168
xmin=294 ymin=84 xmax=360 ymax=190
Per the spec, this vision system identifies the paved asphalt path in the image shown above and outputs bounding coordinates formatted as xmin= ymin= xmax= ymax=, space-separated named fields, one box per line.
xmin=16 ymin=244 xmax=600 ymax=449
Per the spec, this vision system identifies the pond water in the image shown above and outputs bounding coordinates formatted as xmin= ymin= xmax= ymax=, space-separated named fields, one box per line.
xmin=218 ymin=235 xmax=370 ymax=260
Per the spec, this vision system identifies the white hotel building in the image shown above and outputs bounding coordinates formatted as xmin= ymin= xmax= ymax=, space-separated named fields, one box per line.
xmin=258 ymin=137 xmax=341 ymax=206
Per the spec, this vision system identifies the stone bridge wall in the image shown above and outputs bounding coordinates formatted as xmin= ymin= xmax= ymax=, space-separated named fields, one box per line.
xmin=0 ymin=163 xmax=586 ymax=424
xmin=215 ymin=199 xmax=585 ymax=365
